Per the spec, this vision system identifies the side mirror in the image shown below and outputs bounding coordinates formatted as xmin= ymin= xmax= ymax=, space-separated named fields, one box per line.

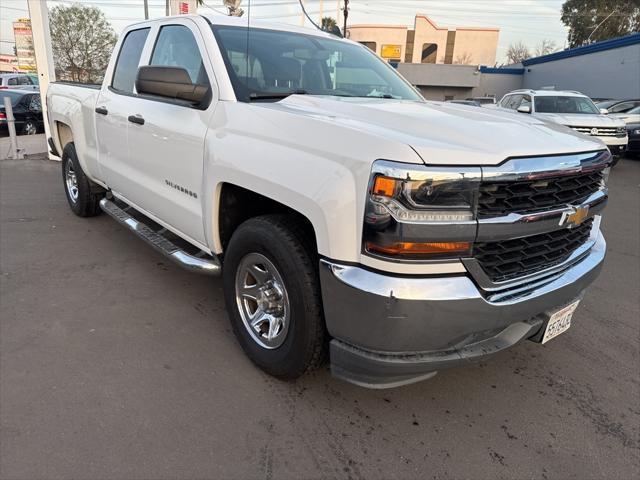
xmin=517 ymin=105 xmax=531 ymax=114
xmin=135 ymin=66 xmax=208 ymax=104
xmin=600 ymin=108 xmax=609 ymax=115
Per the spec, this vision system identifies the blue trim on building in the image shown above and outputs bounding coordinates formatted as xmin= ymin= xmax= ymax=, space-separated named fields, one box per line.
xmin=522 ymin=32 xmax=640 ymax=66
xmin=479 ymin=66 xmax=524 ymax=75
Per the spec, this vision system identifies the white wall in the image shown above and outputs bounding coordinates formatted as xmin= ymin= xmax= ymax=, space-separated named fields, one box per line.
xmin=522 ymin=43 xmax=640 ymax=99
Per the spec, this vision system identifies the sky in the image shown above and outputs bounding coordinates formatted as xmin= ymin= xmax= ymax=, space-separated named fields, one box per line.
xmin=0 ymin=0 xmax=570 ymax=64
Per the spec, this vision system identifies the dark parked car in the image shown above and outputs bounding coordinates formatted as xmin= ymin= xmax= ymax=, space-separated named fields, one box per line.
xmin=595 ymin=99 xmax=640 ymax=114
xmin=626 ymin=123 xmax=640 ymax=156
xmin=0 ymin=89 xmax=44 ymax=136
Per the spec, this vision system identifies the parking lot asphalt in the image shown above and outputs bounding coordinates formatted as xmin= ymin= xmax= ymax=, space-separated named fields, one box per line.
xmin=1 ymin=156 xmax=639 ymax=480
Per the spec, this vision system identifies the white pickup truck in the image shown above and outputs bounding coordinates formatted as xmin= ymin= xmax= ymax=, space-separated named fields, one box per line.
xmin=47 ymin=15 xmax=611 ymax=388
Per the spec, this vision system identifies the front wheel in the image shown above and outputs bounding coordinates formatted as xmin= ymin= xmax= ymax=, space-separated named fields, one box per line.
xmin=222 ymin=215 xmax=326 ymax=379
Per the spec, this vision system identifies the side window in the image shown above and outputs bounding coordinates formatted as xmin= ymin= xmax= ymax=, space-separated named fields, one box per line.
xmin=8 ymin=77 xmax=18 ymax=86
xmin=17 ymin=76 xmax=31 ymax=85
xmin=112 ymin=28 xmax=150 ymax=93
xmin=500 ymin=95 xmax=512 ymax=108
xmin=29 ymin=95 xmax=41 ymax=111
xmin=150 ymin=25 xmax=209 ymax=86
xmin=520 ymin=95 xmax=532 ymax=108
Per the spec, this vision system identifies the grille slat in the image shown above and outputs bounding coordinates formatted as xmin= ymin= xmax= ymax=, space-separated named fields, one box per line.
xmin=478 ymin=170 xmax=604 ymax=218
xmin=473 ymin=219 xmax=593 ymax=282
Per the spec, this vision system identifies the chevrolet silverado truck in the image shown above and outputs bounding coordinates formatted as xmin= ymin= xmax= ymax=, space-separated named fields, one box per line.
xmin=47 ymin=15 xmax=611 ymax=388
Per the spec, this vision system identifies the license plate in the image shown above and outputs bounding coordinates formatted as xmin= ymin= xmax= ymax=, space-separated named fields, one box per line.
xmin=542 ymin=300 xmax=580 ymax=344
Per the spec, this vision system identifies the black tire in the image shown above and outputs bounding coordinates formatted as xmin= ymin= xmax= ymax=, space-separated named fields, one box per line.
xmin=222 ymin=214 xmax=326 ymax=379
xmin=61 ymin=143 xmax=103 ymax=217
xmin=21 ymin=120 xmax=38 ymax=135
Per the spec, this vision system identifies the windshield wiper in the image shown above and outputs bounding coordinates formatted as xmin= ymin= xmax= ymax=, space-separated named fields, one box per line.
xmin=249 ymin=89 xmax=308 ymax=101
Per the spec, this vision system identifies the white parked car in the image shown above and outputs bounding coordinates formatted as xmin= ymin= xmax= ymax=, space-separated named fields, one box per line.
xmin=0 ymin=73 xmax=39 ymax=91
xmin=47 ymin=15 xmax=611 ymax=388
xmin=498 ymin=89 xmax=628 ymax=158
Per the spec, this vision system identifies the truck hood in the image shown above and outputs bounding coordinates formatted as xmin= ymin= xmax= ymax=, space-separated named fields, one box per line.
xmin=259 ymin=96 xmax=604 ymax=165
xmin=535 ymin=112 xmax=626 ymax=128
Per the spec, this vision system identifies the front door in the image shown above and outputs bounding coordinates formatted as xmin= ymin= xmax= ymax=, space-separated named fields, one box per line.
xmin=121 ymin=19 xmax=216 ymax=246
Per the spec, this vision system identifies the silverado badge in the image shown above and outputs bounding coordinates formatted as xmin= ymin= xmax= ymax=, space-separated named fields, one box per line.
xmin=560 ymin=205 xmax=590 ymax=228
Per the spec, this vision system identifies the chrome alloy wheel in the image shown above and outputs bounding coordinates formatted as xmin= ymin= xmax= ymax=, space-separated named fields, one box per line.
xmin=235 ymin=252 xmax=290 ymax=349
xmin=65 ymin=160 xmax=79 ymax=203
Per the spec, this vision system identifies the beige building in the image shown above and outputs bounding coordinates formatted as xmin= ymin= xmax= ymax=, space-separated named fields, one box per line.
xmin=347 ymin=15 xmax=499 ymax=66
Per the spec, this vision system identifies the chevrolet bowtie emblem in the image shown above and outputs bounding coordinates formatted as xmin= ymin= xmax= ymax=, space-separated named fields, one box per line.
xmin=560 ymin=205 xmax=590 ymax=228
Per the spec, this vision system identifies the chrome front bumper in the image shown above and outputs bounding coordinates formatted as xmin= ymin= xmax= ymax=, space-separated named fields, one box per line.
xmin=319 ymin=231 xmax=606 ymax=389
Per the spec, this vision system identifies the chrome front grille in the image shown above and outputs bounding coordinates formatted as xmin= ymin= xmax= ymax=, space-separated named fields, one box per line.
xmin=473 ymin=218 xmax=594 ymax=282
xmin=469 ymin=151 xmax=611 ymax=290
xmin=571 ymin=126 xmax=624 ymax=137
xmin=478 ymin=169 xmax=604 ymax=218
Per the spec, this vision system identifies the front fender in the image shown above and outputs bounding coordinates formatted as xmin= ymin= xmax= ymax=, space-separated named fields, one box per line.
xmin=202 ymin=102 xmax=421 ymax=262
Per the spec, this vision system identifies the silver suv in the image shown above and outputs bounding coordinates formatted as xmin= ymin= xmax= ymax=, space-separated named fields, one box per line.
xmin=498 ymin=89 xmax=627 ymax=157
xmin=0 ymin=73 xmax=39 ymax=91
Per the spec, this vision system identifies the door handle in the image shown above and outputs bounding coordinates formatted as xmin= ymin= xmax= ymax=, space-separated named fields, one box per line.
xmin=128 ymin=114 xmax=145 ymax=125
xmin=95 ymin=106 xmax=108 ymax=115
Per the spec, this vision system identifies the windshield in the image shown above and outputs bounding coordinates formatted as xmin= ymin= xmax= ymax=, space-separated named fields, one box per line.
xmin=0 ymin=91 xmax=24 ymax=107
xmin=211 ymin=26 xmax=422 ymax=102
xmin=535 ymin=96 xmax=600 ymax=114
xmin=595 ymin=100 xmax=616 ymax=109
xmin=627 ymin=106 xmax=640 ymax=114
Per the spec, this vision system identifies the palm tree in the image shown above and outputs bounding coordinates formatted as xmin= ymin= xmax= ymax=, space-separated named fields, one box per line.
xmin=321 ymin=16 xmax=337 ymax=32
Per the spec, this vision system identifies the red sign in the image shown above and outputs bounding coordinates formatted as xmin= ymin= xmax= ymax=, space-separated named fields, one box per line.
xmin=179 ymin=2 xmax=189 ymax=14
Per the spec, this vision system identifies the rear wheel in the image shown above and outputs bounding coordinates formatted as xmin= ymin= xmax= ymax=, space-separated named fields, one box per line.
xmin=61 ymin=143 xmax=103 ymax=217
xmin=22 ymin=120 xmax=37 ymax=135
xmin=222 ymin=215 xmax=326 ymax=379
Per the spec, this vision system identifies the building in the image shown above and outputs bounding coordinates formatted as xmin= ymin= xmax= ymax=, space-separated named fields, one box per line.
xmin=347 ymin=15 xmax=499 ymax=65
xmin=0 ymin=54 xmax=20 ymax=73
xmin=396 ymin=32 xmax=640 ymax=102
xmin=13 ymin=18 xmax=37 ymax=73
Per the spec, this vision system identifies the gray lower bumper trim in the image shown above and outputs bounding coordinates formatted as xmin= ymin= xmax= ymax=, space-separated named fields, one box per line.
xmin=330 ymin=318 xmax=543 ymax=389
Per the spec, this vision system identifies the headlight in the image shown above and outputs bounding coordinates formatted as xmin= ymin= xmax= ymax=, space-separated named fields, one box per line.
xmin=363 ymin=160 xmax=480 ymax=260
xmin=616 ymin=127 xmax=627 ymax=136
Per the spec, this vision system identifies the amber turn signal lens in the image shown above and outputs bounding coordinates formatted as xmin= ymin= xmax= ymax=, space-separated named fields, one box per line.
xmin=372 ymin=176 xmax=398 ymax=197
xmin=366 ymin=241 xmax=471 ymax=256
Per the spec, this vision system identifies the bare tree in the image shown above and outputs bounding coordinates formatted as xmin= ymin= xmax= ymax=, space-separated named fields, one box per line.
xmin=454 ymin=52 xmax=474 ymax=65
xmin=49 ymin=4 xmax=117 ymax=84
xmin=534 ymin=39 xmax=558 ymax=57
xmin=506 ymin=41 xmax=531 ymax=64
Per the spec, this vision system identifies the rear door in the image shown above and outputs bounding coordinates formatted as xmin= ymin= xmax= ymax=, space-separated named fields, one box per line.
xmin=122 ymin=18 xmax=217 ymax=245
xmin=96 ymin=27 xmax=151 ymax=196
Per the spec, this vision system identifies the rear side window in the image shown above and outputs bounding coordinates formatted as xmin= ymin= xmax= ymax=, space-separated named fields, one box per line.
xmin=112 ymin=28 xmax=150 ymax=93
xmin=8 ymin=77 xmax=18 ymax=86
xmin=150 ymin=25 xmax=209 ymax=85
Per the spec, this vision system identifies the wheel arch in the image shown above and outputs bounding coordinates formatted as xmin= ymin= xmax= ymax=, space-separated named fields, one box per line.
xmin=214 ymin=183 xmax=319 ymax=258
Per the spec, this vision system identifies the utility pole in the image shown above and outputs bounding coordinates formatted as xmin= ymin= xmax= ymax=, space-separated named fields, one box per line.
xmin=144 ymin=0 xmax=149 ymax=19
xmin=342 ymin=0 xmax=349 ymax=37
xmin=165 ymin=0 xmax=170 ymax=16
xmin=318 ymin=0 xmax=323 ymax=25
xmin=26 ymin=0 xmax=57 ymax=159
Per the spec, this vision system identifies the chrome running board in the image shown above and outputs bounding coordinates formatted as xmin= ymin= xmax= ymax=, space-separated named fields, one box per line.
xmin=99 ymin=198 xmax=221 ymax=276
